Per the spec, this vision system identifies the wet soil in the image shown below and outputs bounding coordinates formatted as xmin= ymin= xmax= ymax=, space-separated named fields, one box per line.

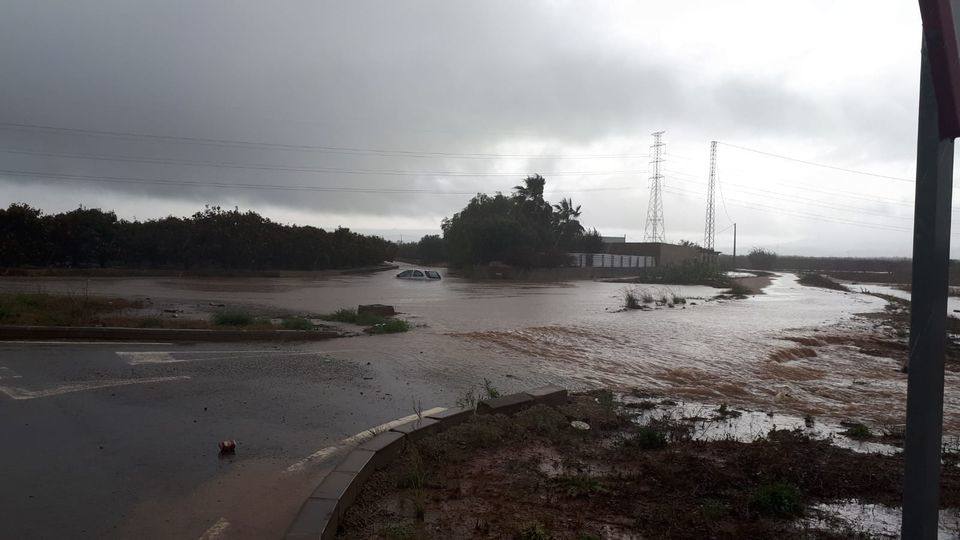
xmin=339 ymin=393 xmax=960 ymax=539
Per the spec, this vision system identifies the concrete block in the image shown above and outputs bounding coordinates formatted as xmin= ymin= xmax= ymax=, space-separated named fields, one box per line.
xmin=285 ymin=496 xmax=338 ymax=540
xmin=334 ymin=449 xmax=378 ymax=484
xmin=310 ymin=471 xmax=357 ymax=502
xmin=426 ymin=406 xmax=474 ymax=429
xmin=525 ymin=385 xmax=568 ymax=407
xmin=477 ymin=392 xmax=535 ymax=416
xmin=390 ymin=417 xmax=441 ymax=442
xmin=358 ymin=430 xmax=406 ymax=467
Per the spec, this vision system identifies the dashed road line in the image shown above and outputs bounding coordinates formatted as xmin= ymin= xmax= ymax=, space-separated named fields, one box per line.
xmin=283 ymin=407 xmax=446 ymax=474
xmin=0 ymin=376 xmax=191 ymax=400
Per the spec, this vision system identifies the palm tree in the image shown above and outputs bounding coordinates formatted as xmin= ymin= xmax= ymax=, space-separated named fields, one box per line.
xmin=553 ymin=197 xmax=582 ymax=224
xmin=513 ymin=174 xmax=546 ymax=203
xmin=553 ymin=197 xmax=584 ymax=249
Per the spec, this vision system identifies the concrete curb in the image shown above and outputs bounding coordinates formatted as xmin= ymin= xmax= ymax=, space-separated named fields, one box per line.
xmin=0 ymin=325 xmax=342 ymax=342
xmin=284 ymin=385 xmax=568 ymax=540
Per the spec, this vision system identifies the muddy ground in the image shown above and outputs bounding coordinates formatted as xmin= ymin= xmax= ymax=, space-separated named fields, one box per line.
xmin=340 ymin=392 xmax=960 ymax=539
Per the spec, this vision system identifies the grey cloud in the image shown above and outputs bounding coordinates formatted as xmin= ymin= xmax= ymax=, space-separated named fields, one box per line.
xmin=0 ymin=0 xmax=925 ymax=254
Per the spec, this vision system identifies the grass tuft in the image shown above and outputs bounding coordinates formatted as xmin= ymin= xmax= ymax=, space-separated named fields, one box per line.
xmin=212 ymin=309 xmax=254 ymax=326
xmin=625 ymin=426 xmax=668 ymax=450
xmin=725 ymin=283 xmax=752 ymax=298
xmin=843 ymin=423 xmax=872 ymax=440
xmin=517 ymin=521 xmax=550 ymax=540
xmin=280 ymin=316 xmax=313 ymax=330
xmin=624 ymin=288 xmax=642 ymax=310
xmin=555 ymin=475 xmax=607 ymax=498
xmin=748 ymin=482 xmax=803 ymax=518
xmin=368 ymin=318 xmax=411 ymax=334
xmin=320 ymin=307 xmax=410 ymax=333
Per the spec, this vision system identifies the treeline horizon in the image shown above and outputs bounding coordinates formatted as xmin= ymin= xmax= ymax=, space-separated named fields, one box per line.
xmin=0 ymin=203 xmax=396 ymax=270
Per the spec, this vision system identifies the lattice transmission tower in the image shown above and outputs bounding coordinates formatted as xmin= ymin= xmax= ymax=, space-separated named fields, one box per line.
xmin=644 ymin=131 xmax=666 ymax=242
xmin=703 ymin=141 xmax=718 ymax=251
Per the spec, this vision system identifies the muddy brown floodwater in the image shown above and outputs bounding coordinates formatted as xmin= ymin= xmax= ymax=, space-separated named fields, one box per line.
xmin=3 ymin=270 xmax=959 ymax=435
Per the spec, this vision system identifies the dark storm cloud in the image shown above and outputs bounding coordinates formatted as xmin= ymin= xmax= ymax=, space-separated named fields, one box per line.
xmin=0 ymin=0 xmax=919 ymax=226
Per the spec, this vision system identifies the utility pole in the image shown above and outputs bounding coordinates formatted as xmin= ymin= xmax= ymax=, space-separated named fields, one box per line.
xmin=732 ymin=223 xmax=737 ymax=269
xmin=902 ymin=36 xmax=955 ymax=539
xmin=703 ymin=141 xmax=718 ymax=252
xmin=644 ymin=131 xmax=666 ymax=243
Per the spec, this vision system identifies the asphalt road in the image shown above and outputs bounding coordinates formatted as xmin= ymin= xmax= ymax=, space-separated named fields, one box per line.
xmin=0 ymin=338 xmax=561 ymax=539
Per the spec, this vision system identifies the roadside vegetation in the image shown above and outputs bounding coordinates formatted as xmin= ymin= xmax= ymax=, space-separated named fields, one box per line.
xmin=395 ymin=234 xmax=447 ymax=265
xmin=724 ymin=282 xmax=753 ymax=299
xmin=319 ymin=307 xmax=411 ymax=334
xmin=622 ymin=287 xmax=687 ymax=309
xmin=280 ymin=316 xmax=314 ymax=330
xmin=0 ymin=292 xmax=330 ymax=333
xmin=797 ymin=272 xmax=850 ymax=292
xmin=442 ymin=175 xmax=603 ymax=269
xmin=0 ymin=292 xmax=144 ymax=326
xmin=339 ymin=391 xmax=960 ymax=538
xmin=631 ymin=260 xmax=731 ymax=287
xmin=0 ymin=203 xmax=394 ymax=270
xmin=747 ymin=247 xmax=778 ymax=270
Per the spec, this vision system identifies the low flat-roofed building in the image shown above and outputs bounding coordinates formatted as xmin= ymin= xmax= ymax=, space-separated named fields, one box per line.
xmin=603 ymin=242 xmax=719 ymax=267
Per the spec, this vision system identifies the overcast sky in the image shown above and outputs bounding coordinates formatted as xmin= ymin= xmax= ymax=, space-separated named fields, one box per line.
xmin=0 ymin=1 xmax=942 ymax=256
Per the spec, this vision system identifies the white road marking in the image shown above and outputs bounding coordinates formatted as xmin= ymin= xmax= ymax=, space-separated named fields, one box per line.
xmin=119 ymin=351 xmax=177 ymax=365
xmin=0 ymin=367 xmax=22 ymax=380
xmin=284 ymin=407 xmax=446 ymax=474
xmin=118 ymin=349 xmax=364 ymax=365
xmin=0 ymin=376 xmax=191 ymax=400
xmin=197 ymin=517 xmax=230 ymax=540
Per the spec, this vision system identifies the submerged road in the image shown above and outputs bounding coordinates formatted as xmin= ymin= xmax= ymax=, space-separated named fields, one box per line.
xmin=0 ymin=272 xmax=930 ymax=538
xmin=0 ymin=339 xmax=562 ymax=539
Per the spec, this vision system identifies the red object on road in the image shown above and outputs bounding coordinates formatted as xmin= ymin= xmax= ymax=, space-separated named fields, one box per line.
xmin=919 ymin=0 xmax=960 ymax=137
xmin=218 ymin=440 xmax=236 ymax=454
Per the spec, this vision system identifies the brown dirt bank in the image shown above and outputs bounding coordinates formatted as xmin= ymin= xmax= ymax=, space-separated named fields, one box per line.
xmin=338 ymin=393 xmax=960 ymax=539
xmin=731 ymin=274 xmax=773 ymax=294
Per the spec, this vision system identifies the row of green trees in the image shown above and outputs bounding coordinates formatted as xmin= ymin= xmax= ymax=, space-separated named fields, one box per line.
xmin=441 ymin=175 xmax=603 ymax=268
xmin=0 ymin=204 xmax=395 ymax=270
xmin=395 ymin=234 xmax=447 ymax=265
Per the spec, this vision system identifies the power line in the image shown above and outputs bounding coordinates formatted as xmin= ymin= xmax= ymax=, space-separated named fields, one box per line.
xmin=0 ymin=121 xmax=650 ymax=160
xmin=0 ymin=147 xmax=646 ymax=178
xmin=715 ymin=175 xmax=735 ymax=226
xmin=717 ymin=141 xmax=913 ymax=183
xmin=666 ymin=166 xmax=913 ymax=206
xmin=0 ymin=167 xmax=638 ymax=195
xmin=665 ymin=167 xmax=960 ymax=215
xmin=667 ymin=175 xmax=917 ymax=221
xmin=663 ymin=185 xmax=913 ymax=233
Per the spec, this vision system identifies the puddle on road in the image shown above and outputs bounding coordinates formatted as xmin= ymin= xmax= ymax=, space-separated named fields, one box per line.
xmin=802 ymin=500 xmax=960 ymax=539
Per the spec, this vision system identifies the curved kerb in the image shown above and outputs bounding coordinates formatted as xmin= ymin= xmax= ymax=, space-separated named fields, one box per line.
xmin=284 ymin=385 xmax=568 ymax=540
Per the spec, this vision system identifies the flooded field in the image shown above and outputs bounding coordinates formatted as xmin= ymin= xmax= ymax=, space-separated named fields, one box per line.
xmin=3 ymin=270 xmax=959 ymax=434
xmin=853 ymin=281 xmax=960 ymax=314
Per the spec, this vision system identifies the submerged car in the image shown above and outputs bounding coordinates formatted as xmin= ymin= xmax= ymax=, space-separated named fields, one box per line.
xmin=396 ymin=269 xmax=441 ymax=280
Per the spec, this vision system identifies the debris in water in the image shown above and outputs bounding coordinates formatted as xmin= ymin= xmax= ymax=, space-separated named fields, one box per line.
xmin=570 ymin=420 xmax=590 ymax=430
